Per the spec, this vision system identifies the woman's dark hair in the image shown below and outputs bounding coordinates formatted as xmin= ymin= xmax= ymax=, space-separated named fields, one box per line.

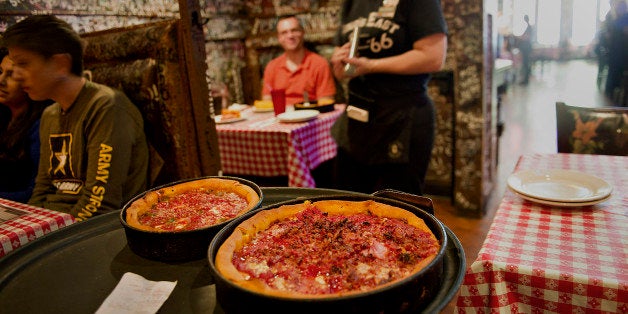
xmin=2 ymin=15 xmax=85 ymax=76
xmin=0 ymin=47 xmax=7 ymax=68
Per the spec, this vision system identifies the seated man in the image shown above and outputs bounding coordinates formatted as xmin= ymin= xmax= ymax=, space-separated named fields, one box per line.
xmin=262 ymin=15 xmax=336 ymax=105
xmin=2 ymin=15 xmax=149 ymax=221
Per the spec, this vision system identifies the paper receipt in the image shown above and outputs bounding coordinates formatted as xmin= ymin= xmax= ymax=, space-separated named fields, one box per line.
xmin=96 ymin=272 xmax=177 ymax=314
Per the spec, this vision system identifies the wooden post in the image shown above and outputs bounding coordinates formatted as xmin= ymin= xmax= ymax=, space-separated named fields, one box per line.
xmin=177 ymin=0 xmax=221 ymax=176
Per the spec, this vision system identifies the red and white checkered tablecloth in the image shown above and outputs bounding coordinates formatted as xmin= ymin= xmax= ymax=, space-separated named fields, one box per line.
xmin=0 ymin=198 xmax=75 ymax=258
xmin=456 ymin=153 xmax=628 ymax=314
xmin=216 ymin=105 xmax=344 ymax=187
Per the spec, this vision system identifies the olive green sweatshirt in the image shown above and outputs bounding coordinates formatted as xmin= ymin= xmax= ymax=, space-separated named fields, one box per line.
xmin=29 ymin=81 xmax=148 ymax=221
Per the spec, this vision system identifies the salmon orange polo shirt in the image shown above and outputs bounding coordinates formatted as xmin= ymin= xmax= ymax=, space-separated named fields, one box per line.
xmin=262 ymin=50 xmax=336 ymax=105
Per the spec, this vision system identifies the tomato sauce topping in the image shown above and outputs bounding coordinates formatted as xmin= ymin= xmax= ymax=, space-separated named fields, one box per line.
xmin=232 ymin=205 xmax=439 ymax=294
xmin=138 ymin=190 xmax=248 ymax=231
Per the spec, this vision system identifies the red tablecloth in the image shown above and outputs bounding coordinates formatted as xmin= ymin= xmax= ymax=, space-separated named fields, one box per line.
xmin=456 ymin=153 xmax=628 ymax=313
xmin=216 ymin=105 xmax=343 ymax=187
xmin=0 ymin=198 xmax=75 ymax=258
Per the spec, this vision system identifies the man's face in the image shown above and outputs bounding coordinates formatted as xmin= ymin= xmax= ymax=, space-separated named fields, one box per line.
xmin=8 ymin=46 xmax=63 ymax=101
xmin=277 ymin=17 xmax=304 ymax=52
xmin=0 ymin=56 xmax=28 ymax=107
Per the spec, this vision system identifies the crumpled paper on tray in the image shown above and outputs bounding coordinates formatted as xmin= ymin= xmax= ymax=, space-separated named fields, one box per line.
xmin=96 ymin=272 xmax=177 ymax=314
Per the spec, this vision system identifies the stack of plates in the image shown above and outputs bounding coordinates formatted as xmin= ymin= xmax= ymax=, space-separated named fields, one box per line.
xmin=507 ymin=169 xmax=613 ymax=207
xmin=277 ymin=110 xmax=319 ymax=123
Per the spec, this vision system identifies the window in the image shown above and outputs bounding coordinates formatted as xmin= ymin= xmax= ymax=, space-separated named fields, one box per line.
xmin=513 ymin=0 xmax=536 ymax=36
xmin=509 ymin=0 xmax=611 ymax=48
xmin=571 ymin=0 xmax=598 ymax=46
xmin=536 ymin=0 xmax=561 ymax=45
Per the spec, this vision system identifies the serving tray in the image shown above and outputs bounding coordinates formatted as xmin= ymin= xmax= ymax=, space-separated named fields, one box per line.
xmin=0 ymin=188 xmax=465 ymax=314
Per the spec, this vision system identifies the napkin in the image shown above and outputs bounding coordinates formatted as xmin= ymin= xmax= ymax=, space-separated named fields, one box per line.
xmin=228 ymin=103 xmax=249 ymax=111
xmin=96 ymin=272 xmax=177 ymax=314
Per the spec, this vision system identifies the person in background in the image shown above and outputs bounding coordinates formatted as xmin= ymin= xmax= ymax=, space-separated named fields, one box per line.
xmin=262 ymin=15 xmax=336 ymax=105
xmin=593 ymin=19 xmax=610 ymax=89
xmin=604 ymin=0 xmax=628 ymax=103
xmin=2 ymin=15 xmax=149 ymax=221
xmin=0 ymin=47 xmax=51 ymax=203
xmin=330 ymin=0 xmax=447 ymax=195
xmin=517 ymin=14 xmax=533 ymax=85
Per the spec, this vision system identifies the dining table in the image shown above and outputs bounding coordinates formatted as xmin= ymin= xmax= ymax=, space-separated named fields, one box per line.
xmin=0 ymin=197 xmax=75 ymax=258
xmin=0 ymin=187 xmax=465 ymax=314
xmin=215 ymin=104 xmax=344 ymax=188
xmin=455 ymin=153 xmax=627 ymax=313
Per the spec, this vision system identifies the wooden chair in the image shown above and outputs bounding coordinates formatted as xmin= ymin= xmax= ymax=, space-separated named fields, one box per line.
xmin=82 ymin=20 xmax=221 ymax=187
xmin=555 ymin=102 xmax=627 ymax=156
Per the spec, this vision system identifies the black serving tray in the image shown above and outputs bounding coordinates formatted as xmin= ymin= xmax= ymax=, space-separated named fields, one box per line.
xmin=0 ymin=188 xmax=465 ymax=314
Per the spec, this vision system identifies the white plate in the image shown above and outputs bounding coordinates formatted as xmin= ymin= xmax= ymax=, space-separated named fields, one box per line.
xmin=507 ymin=169 xmax=612 ymax=203
xmin=277 ymin=109 xmax=319 ymax=123
xmin=510 ymin=188 xmax=612 ymax=207
xmin=252 ymin=107 xmax=274 ymax=113
xmin=228 ymin=103 xmax=249 ymax=111
xmin=215 ymin=115 xmax=246 ymax=124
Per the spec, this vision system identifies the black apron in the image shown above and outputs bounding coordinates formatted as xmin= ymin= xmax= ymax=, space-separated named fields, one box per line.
xmin=332 ymin=89 xmax=428 ymax=165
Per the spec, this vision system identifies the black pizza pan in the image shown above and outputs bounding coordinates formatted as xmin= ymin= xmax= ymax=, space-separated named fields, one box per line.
xmin=0 ymin=187 xmax=465 ymax=314
xmin=208 ymin=190 xmax=449 ymax=314
xmin=293 ymin=101 xmax=335 ymax=113
xmin=118 ymin=176 xmax=263 ymax=262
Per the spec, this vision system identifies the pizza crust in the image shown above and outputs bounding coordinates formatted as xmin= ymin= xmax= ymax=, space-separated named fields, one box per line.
xmin=125 ymin=178 xmax=260 ymax=232
xmin=215 ymin=200 xmax=439 ymax=298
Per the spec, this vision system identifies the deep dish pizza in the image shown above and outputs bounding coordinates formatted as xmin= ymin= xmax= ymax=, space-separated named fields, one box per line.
xmin=125 ymin=178 xmax=260 ymax=232
xmin=215 ymin=200 xmax=440 ymax=298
